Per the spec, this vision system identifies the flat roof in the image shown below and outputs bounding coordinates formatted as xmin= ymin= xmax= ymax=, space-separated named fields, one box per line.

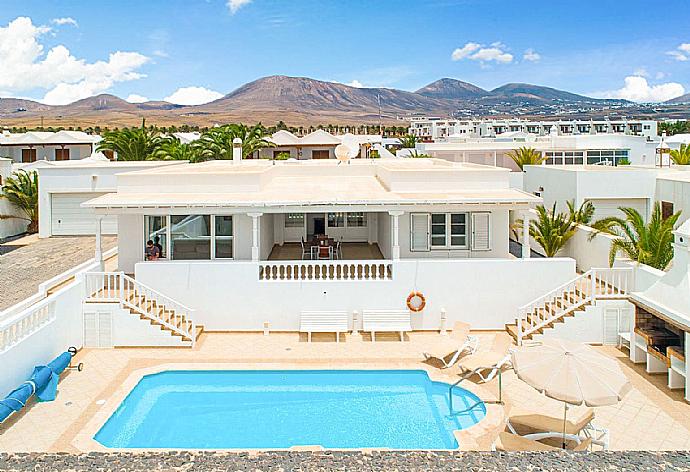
xmin=82 ymin=158 xmax=539 ymax=210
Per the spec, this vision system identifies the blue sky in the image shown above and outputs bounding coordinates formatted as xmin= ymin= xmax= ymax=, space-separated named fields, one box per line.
xmin=1 ymin=0 xmax=689 ymax=105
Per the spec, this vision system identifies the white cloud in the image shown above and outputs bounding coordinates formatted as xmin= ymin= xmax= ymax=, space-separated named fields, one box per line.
xmin=227 ymin=0 xmax=252 ymax=14
xmin=522 ymin=49 xmax=541 ymax=62
xmin=667 ymin=43 xmax=690 ymax=61
xmin=451 ymin=41 xmax=513 ymax=64
xmin=51 ymin=17 xmax=78 ymax=27
xmin=346 ymin=80 xmax=364 ymax=88
xmin=164 ymin=86 xmax=223 ymax=105
xmin=598 ymin=75 xmax=685 ymax=103
xmin=126 ymin=94 xmax=149 ymax=103
xmin=0 ymin=17 xmax=148 ymax=105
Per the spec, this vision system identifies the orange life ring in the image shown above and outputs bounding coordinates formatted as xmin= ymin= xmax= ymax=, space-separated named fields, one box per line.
xmin=406 ymin=291 xmax=426 ymax=312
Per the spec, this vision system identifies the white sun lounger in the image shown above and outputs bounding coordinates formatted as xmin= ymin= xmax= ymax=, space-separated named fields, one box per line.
xmin=494 ymin=431 xmax=592 ymax=452
xmin=507 ymin=406 xmax=609 ymax=449
xmin=300 ymin=311 xmax=349 ymax=342
xmin=456 ymin=333 xmax=513 ymax=382
xmin=423 ymin=321 xmax=479 ymax=368
xmin=362 ymin=309 xmax=411 ymax=341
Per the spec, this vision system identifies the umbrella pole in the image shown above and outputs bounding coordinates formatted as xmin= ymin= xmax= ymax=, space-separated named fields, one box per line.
xmin=562 ymin=403 xmax=568 ymax=449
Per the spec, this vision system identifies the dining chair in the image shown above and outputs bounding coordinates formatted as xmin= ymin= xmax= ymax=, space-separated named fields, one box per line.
xmin=318 ymin=246 xmax=332 ymax=260
xmin=300 ymin=238 xmax=311 ymax=260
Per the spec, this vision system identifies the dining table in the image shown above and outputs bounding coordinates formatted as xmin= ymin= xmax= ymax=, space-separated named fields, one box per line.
xmin=310 ymin=236 xmax=337 ymax=260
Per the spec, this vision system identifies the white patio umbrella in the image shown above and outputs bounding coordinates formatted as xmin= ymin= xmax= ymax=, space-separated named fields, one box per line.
xmin=511 ymin=338 xmax=632 ymax=448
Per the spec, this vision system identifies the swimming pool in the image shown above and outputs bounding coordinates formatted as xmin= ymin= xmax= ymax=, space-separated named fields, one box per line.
xmin=95 ymin=370 xmax=486 ymax=450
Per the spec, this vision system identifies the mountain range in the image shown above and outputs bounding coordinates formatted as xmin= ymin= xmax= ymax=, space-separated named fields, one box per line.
xmin=0 ymin=75 xmax=683 ymax=128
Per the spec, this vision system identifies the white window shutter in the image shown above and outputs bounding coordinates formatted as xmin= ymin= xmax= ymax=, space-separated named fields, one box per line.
xmin=471 ymin=213 xmax=491 ymax=251
xmin=83 ymin=312 xmax=98 ymax=348
xmin=410 ymin=213 xmax=430 ymax=251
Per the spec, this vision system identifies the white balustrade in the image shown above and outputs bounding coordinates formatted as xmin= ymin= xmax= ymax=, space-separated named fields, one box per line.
xmin=515 ymin=267 xmax=633 ymax=345
xmin=258 ymin=260 xmax=394 ymax=281
xmin=85 ymin=272 xmax=197 ymax=345
xmin=0 ymin=298 xmax=55 ymax=353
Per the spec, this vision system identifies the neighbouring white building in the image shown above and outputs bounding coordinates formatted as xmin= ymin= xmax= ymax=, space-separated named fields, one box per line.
xmin=260 ymin=130 xmax=382 ymax=160
xmin=0 ymin=130 xmax=102 ymax=163
xmin=417 ymin=131 xmax=659 ymax=171
xmin=36 ymin=157 xmax=185 ymax=238
xmin=409 ymin=117 xmax=658 ymax=141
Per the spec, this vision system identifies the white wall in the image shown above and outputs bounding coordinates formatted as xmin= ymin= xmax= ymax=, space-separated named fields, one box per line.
xmin=656 ymin=176 xmax=690 ymax=226
xmin=118 ymin=214 xmax=143 ymax=273
xmin=135 ymin=258 xmax=576 ymax=332
xmin=1 ymin=144 xmax=93 ymax=163
xmin=0 ymin=281 xmax=84 ymax=398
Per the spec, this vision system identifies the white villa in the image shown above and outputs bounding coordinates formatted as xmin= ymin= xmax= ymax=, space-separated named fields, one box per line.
xmin=0 ymin=130 xmax=102 ymax=163
xmin=261 ymin=130 xmax=382 ymax=160
xmin=408 ymin=117 xmax=658 ymax=141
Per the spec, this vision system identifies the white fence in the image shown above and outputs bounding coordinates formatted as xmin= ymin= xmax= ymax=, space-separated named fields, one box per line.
xmin=258 ymin=260 xmax=394 ymax=281
xmin=135 ymin=258 xmax=577 ymax=331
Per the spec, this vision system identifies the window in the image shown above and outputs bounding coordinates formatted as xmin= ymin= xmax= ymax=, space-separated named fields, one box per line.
xmin=144 ymin=216 xmax=168 ymax=258
xmin=545 ymin=151 xmax=583 ymax=165
xmin=312 ymin=150 xmax=330 ymax=159
xmin=450 ymin=214 xmax=467 ymax=247
xmin=55 ymin=148 xmax=70 ymax=161
xmin=346 ymin=212 xmax=366 ymax=227
xmin=327 ymin=212 xmax=344 ymax=227
xmin=662 ymin=201 xmax=674 ymax=220
xmin=170 ymin=215 xmax=211 ymax=260
xmin=284 ymin=213 xmax=304 ymax=228
xmin=430 ymin=214 xmax=447 ymax=247
xmin=214 ymin=215 xmax=233 ymax=259
xmin=22 ymin=148 xmax=36 ymax=163
xmin=587 ymin=150 xmax=628 ymax=166
xmin=431 ymin=213 xmax=469 ymax=248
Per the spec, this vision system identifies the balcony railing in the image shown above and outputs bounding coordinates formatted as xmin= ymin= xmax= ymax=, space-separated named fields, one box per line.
xmin=258 ymin=260 xmax=394 ymax=281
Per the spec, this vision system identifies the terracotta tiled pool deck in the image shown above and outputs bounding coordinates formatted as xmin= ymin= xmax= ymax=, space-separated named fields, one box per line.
xmin=1 ymin=332 xmax=689 ymax=453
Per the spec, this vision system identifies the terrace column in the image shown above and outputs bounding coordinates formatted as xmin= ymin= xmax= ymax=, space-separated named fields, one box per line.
xmin=522 ymin=210 xmax=531 ymax=259
xmin=94 ymin=215 xmax=103 ymax=266
xmin=248 ymin=212 xmax=263 ymax=262
xmin=389 ymin=210 xmax=404 ymax=260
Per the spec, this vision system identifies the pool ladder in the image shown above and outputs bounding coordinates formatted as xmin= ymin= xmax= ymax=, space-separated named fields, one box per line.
xmin=448 ymin=369 xmax=503 ymax=416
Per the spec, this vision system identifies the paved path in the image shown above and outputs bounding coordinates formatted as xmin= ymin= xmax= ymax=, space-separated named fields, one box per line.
xmin=0 ymin=235 xmax=117 ymax=311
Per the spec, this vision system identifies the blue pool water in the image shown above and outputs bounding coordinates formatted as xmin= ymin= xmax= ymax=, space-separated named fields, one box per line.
xmin=95 ymin=370 xmax=485 ymax=450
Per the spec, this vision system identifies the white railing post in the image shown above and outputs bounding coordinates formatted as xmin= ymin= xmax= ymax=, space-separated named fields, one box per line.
xmin=590 ymin=269 xmax=597 ymax=301
xmin=517 ymin=316 xmax=523 ymax=346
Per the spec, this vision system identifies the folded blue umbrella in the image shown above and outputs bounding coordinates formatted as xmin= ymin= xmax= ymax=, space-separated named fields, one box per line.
xmin=0 ymin=382 xmax=34 ymax=422
xmin=36 ymin=352 xmax=73 ymax=402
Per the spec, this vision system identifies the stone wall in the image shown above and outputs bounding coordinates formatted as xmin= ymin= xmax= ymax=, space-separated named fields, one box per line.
xmin=0 ymin=451 xmax=688 ymax=472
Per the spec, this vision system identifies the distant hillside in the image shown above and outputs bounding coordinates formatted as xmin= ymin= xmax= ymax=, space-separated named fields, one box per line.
xmin=665 ymin=93 xmax=690 ymax=105
xmin=0 ymin=74 xmax=666 ymax=128
xmin=488 ymin=83 xmax=614 ymax=103
xmin=415 ymin=78 xmax=488 ymax=100
xmin=200 ymin=75 xmax=451 ymax=114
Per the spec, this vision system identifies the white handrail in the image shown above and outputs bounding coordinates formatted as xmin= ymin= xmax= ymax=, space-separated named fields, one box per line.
xmin=258 ymin=260 xmax=394 ymax=281
xmin=85 ymin=272 xmax=196 ymax=345
xmin=516 ymin=267 xmax=633 ymax=345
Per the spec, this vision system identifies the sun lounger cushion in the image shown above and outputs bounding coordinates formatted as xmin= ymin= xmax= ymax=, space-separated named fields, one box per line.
xmin=496 ymin=432 xmax=591 ymax=452
xmin=509 ymin=407 xmax=595 ymax=436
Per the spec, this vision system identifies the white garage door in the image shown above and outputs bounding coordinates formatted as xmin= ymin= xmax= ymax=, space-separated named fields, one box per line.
xmin=586 ymin=198 xmax=648 ymax=221
xmin=51 ymin=193 xmax=117 ymax=236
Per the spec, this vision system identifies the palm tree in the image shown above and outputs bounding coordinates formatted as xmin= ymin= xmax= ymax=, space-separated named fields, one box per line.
xmin=195 ymin=123 xmax=274 ymax=161
xmin=670 ymin=143 xmax=690 ymax=165
xmin=97 ymin=120 xmax=165 ymax=161
xmin=528 ymin=203 xmax=577 ymax=257
xmin=398 ymin=134 xmax=417 ymax=148
xmin=152 ymin=137 xmax=202 ymax=162
xmin=0 ymin=170 xmax=39 ymax=233
xmin=507 ymin=147 xmax=546 ymax=170
xmin=566 ymin=200 xmax=595 ymax=226
xmin=591 ymin=203 xmax=681 ymax=270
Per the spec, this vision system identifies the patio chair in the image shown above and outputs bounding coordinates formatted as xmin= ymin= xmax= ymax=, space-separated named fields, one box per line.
xmin=506 ymin=406 xmax=609 ymax=449
xmin=494 ymin=432 xmax=592 ymax=452
xmin=455 ymin=332 xmax=513 ymax=382
xmin=335 ymin=240 xmax=343 ymax=260
xmin=300 ymin=238 xmax=311 ymax=260
xmin=423 ymin=321 xmax=478 ymax=368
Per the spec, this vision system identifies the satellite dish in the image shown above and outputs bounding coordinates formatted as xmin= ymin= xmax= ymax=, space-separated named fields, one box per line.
xmin=335 ymin=144 xmax=352 ymax=163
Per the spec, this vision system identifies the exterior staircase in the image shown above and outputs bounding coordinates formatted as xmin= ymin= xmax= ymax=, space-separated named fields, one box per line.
xmin=85 ymin=272 xmax=202 ymax=347
xmin=506 ymin=268 xmax=632 ymax=345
